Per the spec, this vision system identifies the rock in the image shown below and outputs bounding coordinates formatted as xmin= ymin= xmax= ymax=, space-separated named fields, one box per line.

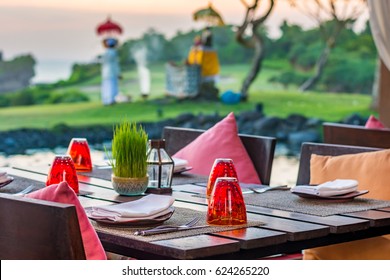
xmin=0 ymin=106 xmax=327 ymax=156
xmin=287 ymin=129 xmax=321 ymax=154
xmin=253 ymin=116 xmax=282 ymax=137
xmin=284 ymin=114 xmax=308 ymax=131
xmin=342 ymin=113 xmax=365 ymax=126
xmin=174 ymin=113 xmax=195 ymax=124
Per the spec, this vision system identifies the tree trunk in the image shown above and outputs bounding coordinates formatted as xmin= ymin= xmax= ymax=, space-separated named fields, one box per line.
xmin=299 ymin=45 xmax=331 ymax=92
xmin=240 ymin=32 xmax=264 ymax=101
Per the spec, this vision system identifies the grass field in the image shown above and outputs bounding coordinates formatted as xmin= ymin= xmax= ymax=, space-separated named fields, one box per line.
xmin=0 ymin=63 xmax=375 ymax=131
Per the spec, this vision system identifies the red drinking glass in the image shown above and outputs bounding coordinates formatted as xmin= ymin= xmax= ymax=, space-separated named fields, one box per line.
xmin=67 ymin=138 xmax=92 ymax=172
xmin=46 ymin=155 xmax=79 ymax=194
xmin=207 ymin=158 xmax=238 ymax=197
xmin=207 ymin=177 xmax=247 ymax=226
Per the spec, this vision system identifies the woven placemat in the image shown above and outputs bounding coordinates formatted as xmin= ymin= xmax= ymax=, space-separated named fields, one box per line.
xmin=79 ymin=168 xmax=112 ymax=181
xmin=243 ymin=190 xmax=390 ymax=217
xmin=80 ymin=167 xmax=207 ymax=186
xmin=0 ymin=175 xmax=44 ymax=194
xmin=194 ymin=190 xmax=390 ymax=217
xmin=91 ymin=207 xmax=263 ymax=242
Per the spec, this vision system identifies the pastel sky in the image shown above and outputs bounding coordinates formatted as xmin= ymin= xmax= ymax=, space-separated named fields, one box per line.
xmin=0 ymin=1 xmax=315 ymax=60
xmin=0 ymin=0 xmax=368 ymax=82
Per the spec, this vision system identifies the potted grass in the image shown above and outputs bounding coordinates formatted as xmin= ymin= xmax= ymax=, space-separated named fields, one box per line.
xmin=109 ymin=120 xmax=148 ymax=196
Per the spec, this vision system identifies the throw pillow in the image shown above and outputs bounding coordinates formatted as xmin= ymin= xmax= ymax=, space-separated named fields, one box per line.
xmin=365 ymin=115 xmax=386 ymax=129
xmin=310 ymin=149 xmax=390 ymax=200
xmin=173 ymin=112 xmax=261 ymax=184
xmin=27 ymin=182 xmax=107 ymax=260
xmin=304 ymin=149 xmax=390 ymax=259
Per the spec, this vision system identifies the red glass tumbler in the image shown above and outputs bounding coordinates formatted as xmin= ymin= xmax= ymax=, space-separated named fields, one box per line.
xmin=67 ymin=138 xmax=92 ymax=172
xmin=207 ymin=158 xmax=238 ymax=197
xmin=46 ymin=155 xmax=79 ymax=194
xmin=207 ymin=177 xmax=247 ymax=226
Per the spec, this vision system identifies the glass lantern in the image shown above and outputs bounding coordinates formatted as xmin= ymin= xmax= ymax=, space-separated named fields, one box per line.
xmin=146 ymin=139 xmax=174 ymax=194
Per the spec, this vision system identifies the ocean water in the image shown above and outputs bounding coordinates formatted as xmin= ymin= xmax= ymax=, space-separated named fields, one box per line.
xmin=32 ymin=59 xmax=73 ymax=84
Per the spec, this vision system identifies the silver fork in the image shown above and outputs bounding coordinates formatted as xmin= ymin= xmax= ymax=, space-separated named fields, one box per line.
xmin=134 ymin=217 xmax=201 ymax=236
xmin=250 ymin=185 xmax=289 ymax=194
xmin=152 ymin=217 xmax=200 ymax=230
xmin=13 ymin=185 xmax=35 ymax=196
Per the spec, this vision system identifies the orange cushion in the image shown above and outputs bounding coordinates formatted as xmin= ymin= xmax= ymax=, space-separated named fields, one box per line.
xmin=305 ymin=149 xmax=390 ymax=259
xmin=310 ymin=150 xmax=390 ymax=200
xmin=173 ymin=112 xmax=261 ymax=184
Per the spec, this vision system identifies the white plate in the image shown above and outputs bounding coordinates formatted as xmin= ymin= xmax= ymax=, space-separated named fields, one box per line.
xmin=291 ymin=190 xmax=369 ymax=201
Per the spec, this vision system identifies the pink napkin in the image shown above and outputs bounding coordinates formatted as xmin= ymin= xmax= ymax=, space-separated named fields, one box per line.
xmin=27 ymin=181 xmax=107 ymax=260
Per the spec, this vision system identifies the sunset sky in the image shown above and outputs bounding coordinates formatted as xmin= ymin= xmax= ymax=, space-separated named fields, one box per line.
xmin=0 ymin=0 xmax=368 ymax=82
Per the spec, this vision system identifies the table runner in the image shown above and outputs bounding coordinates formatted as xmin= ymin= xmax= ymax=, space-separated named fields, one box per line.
xmin=194 ymin=190 xmax=390 ymax=217
xmin=243 ymin=190 xmax=390 ymax=217
xmin=80 ymin=167 xmax=207 ymax=186
xmin=0 ymin=175 xmax=44 ymax=194
xmin=91 ymin=206 xmax=263 ymax=242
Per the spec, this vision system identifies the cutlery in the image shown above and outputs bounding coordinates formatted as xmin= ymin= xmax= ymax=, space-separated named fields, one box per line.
xmin=13 ymin=185 xmax=35 ymax=196
xmin=152 ymin=217 xmax=200 ymax=230
xmin=249 ymin=185 xmax=289 ymax=194
xmin=134 ymin=217 xmax=202 ymax=236
xmin=134 ymin=225 xmax=209 ymax=236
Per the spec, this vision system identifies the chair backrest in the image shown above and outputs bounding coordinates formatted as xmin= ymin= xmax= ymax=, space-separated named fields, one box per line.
xmin=163 ymin=126 xmax=277 ymax=185
xmin=296 ymin=142 xmax=381 ymax=185
xmin=0 ymin=194 xmax=86 ymax=260
xmin=323 ymin=122 xmax=390 ymax=149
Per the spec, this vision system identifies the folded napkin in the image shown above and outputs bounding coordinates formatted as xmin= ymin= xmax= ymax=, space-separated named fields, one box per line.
xmin=291 ymin=179 xmax=358 ymax=197
xmin=172 ymin=157 xmax=189 ymax=172
xmin=87 ymin=194 xmax=175 ymax=222
xmin=0 ymin=170 xmax=13 ymax=185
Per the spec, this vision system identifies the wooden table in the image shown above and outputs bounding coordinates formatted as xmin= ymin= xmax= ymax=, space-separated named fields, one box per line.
xmin=4 ymin=166 xmax=390 ymax=260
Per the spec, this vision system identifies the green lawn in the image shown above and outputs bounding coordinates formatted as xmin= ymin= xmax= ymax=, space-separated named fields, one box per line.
xmin=0 ymin=63 xmax=375 ymax=131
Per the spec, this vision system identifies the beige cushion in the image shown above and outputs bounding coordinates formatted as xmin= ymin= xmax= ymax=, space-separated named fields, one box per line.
xmin=304 ymin=149 xmax=390 ymax=260
xmin=310 ymin=149 xmax=390 ymax=200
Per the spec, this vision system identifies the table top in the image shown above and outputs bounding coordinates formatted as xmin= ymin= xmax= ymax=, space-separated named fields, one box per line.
xmin=4 ymin=166 xmax=390 ymax=260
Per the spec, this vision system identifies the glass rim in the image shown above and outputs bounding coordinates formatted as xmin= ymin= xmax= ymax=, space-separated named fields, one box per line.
xmin=70 ymin=138 xmax=88 ymax=142
xmin=214 ymin=158 xmax=234 ymax=162
xmin=54 ymin=154 xmax=72 ymax=158
xmin=215 ymin=177 xmax=238 ymax=182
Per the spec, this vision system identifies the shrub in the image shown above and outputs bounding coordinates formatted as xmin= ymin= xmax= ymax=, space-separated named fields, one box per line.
xmin=47 ymin=90 xmax=89 ymax=104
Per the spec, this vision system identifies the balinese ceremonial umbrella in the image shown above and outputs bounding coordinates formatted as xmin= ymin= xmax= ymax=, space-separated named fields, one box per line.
xmin=96 ymin=16 xmax=123 ymax=35
xmin=193 ymin=3 xmax=225 ymax=26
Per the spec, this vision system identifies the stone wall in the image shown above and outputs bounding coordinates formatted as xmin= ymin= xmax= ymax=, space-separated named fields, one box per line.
xmin=0 ymin=105 xmax=368 ymax=156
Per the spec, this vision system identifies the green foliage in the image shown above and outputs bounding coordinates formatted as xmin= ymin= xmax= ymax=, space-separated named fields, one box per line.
xmin=47 ymin=90 xmax=90 ymax=104
xmin=8 ymin=90 xmax=35 ymax=106
xmin=268 ymin=71 xmax=309 ymax=89
xmin=269 ymin=19 xmax=377 ymax=93
xmin=319 ymin=57 xmax=375 ymax=94
xmin=66 ymin=63 xmax=100 ymax=84
xmin=0 ymin=87 xmax=89 ymax=107
xmin=0 ymin=95 xmax=10 ymax=107
xmin=110 ymin=120 xmax=148 ymax=178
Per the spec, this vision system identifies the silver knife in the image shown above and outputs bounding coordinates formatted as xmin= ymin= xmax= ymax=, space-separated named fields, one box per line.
xmin=134 ymin=225 xmax=210 ymax=236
